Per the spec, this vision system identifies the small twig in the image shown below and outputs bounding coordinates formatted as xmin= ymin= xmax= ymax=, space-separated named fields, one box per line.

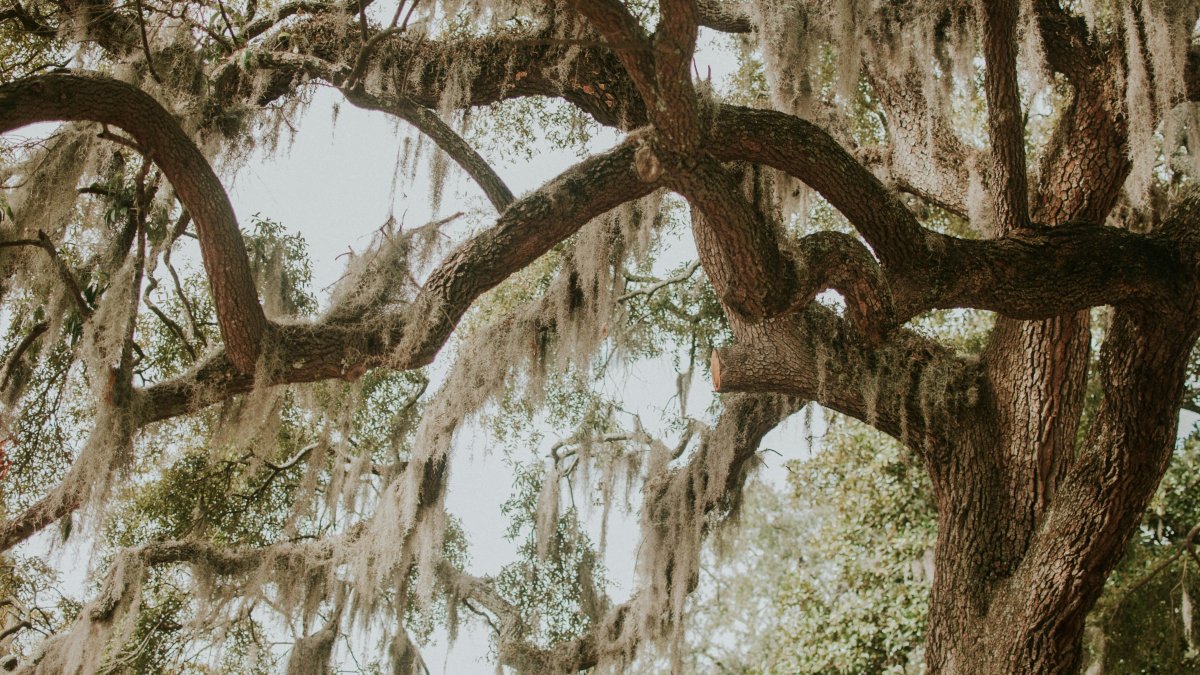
xmin=97 ymin=126 xmax=147 ymax=154
xmin=549 ymin=433 xmax=631 ymax=465
xmin=147 ymin=0 xmax=236 ymax=52
xmin=0 ymin=619 xmax=31 ymax=642
xmin=386 ymin=0 xmax=409 ymax=31
xmin=0 ymin=232 xmax=91 ymax=316
xmin=343 ymin=1 xmax=420 ymax=91
xmin=461 ymin=599 xmax=499 ymax=632
xmin=1107 ymin=523 xmax=1200 ymax=622
xmin=162 ymin=235 xmax=207 ymax=347
xmin=214 ymin=0 xmax=240 ymax=46
xmin=618 ymin=260 xmax=701 ymax=302
xmin=77 ymin=184 xmax=133 ymax=209
xmin=144 ymin=286 xmax=198 ymax=360
xmin=238 ymin=442 xmax=320 ymax=502
xmin=355 ymin=0 xmax=370 ymax=43
xmin=671 ymin=420 xmax=699 ymax=460
xmin=264 ymin=443 xmax=320 ymax=473
xmin=134 ymin=0 xmax=163 ymax=84
xmin=0 ymin=2 xmax=55 ymax=37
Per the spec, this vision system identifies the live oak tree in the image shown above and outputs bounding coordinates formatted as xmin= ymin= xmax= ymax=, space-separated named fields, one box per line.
xmin=688 ymin=407 xmax=1200 ymax=673
xmin=2 ymin=0 xmax=1200 ymax=673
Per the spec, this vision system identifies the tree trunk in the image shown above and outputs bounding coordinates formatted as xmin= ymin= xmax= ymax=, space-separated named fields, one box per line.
xmin=924 ymin=306 xmax=1198 ymax=673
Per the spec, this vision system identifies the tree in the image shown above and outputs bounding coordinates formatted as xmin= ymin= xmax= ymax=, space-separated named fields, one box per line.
xmin=2 ymin=0 xmax=1200 ymax=672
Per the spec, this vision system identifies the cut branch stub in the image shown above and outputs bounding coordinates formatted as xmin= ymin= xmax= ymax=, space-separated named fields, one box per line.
xmin=0 ymin=72 xmax=267 ymax=373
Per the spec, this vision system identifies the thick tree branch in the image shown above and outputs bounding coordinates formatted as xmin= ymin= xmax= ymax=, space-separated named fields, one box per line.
xmin=1030 ymin=6 xmax=1126 ymax=226
xmin=714 ymin=306 xmax=979 ymax=452
xmin=706 ymin=103 xmax=1200 ymax=322
xmin=865 ymin=64 xmax=974 ymax=219
xmin=565 ymin=0 xmax=658 ymax=113
xmin=982 ymin=0 xmax=1029 ymax=233
xmin=0 ymin=73 xmax=268 ymax=373
xmin=710 ymin=105 xmax=932 ymax=281
xmin=792 ymin=231 xmax=896 ymax=343
xmin=1000 ymin=306 xmax=1200 ymax=667
xmin=241 ymin=23 xmax=649 ymax=129
xmin=695 ymin=0 xmax=751 ymax=33
xmin=667 ymin=158 xmax=798 ymax=319
xmin=135 ymin=134 xmax=656 ymax=425
xmin=5 ymin=133 xmax=657 ymax=552
xmin=652 ymin=0 xmax=702 ymax=150
xmin=1033 ymin=1 xmax=1100 ymax=85
xmin=928 ymin=223 xmax=1195 ymax=319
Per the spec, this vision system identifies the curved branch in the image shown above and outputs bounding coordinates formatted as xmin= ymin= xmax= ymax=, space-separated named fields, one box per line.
xmin=707 ymin=103 xmax=1199 ymax=321
xmin=792 ymin=231 xmax=896 ymax=343
xmin=247 ymin=16 xmax=649 ymax=129
xmin=261 ymin=48 xmax=514 ymax=212
xmin=4 ymin=133 xmax=655 ymax=552
xmin=710 ymin=105 xmax=932 ymax=281
xmin=340 ymin=88 xmax=513 ymax=211
xmin=0 ymin=73 xmax=267 ymax=373
xmin=136 ymin=133 xmax=656 ymax=424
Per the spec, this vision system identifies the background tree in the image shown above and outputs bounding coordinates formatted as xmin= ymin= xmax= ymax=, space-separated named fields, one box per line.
xmin=3 ymin=0 xmax=1200 ymax=672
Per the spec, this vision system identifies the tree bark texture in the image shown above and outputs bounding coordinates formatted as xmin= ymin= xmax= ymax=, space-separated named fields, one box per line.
xmin=7 ymin=1 xmax=1200 ymax=672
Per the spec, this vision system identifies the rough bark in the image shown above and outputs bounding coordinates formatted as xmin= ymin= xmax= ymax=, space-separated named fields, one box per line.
xmin=6 ymin=2 xmax=1200 ymax=673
